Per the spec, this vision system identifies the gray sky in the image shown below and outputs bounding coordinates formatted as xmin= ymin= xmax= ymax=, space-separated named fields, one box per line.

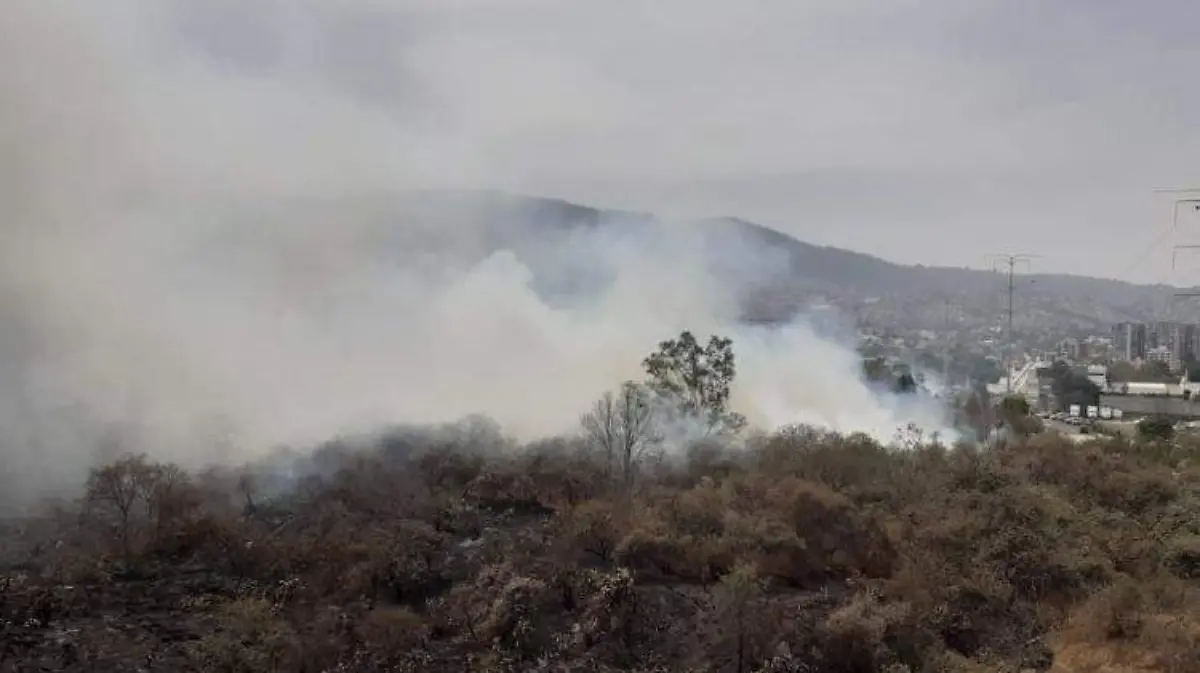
xmin=67 ymin=1 xmax=1200 ymax=282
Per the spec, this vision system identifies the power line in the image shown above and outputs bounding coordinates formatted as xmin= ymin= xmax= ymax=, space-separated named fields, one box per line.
xmin=1121 ymin=198 xmax=1200 ymax=279
xmin=985 ymin=253 xmax=1038 ymax=394
xmin=1171 ymin=200 xmax=1200 ymax=306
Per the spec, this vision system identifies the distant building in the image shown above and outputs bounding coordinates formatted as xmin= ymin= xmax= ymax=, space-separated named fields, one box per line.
xmin=1146 ymin=346 xmax=1178 ymax=372
xmin=1057 ymin=338 xmax=1082 ymax=361
xmin=1151 ymin=322 xmax=1197 ymax=367
xmin=1112 ymin=322 xmax=1147 ymax=361
xmin=1119 ymin=381 xmax=1177 ymax=396
xmin=1100 ymin=392 xmax=1200 ymax=419
xmin=1110 ymin=321 xmax=1199 ymax=369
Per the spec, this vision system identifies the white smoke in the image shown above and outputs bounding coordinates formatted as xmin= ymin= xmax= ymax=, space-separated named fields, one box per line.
xmin=0 ymin=2 xmax=956 ymax=509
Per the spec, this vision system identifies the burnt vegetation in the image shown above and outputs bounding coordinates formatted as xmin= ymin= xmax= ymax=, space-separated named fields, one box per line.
xmin=2 ymin=334 xmax=1199 ymax=672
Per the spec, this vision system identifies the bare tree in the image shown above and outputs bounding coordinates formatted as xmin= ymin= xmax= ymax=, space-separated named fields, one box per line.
xmin=85 ymin=453 xmax=157 ymax=561
xmin=237 ymin=473 xmax=259 ymax=518
xmin=84 ymin=454 xmax=200 ymax=560
xmin=147 ymin=463 xmax=198 ymax=545
xmin=581 ymin=381 xmax=659 ymax=487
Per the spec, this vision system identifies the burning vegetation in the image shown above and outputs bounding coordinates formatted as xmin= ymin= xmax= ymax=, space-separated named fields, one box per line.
xmin=2 ymin=334 xmax=1199 ymax=673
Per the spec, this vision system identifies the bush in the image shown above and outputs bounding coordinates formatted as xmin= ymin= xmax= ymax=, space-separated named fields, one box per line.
xmin=7 ymin=425 xmax=1200 ymax=672
xmin=1138 ymin=417 xmax=1175 ymax=441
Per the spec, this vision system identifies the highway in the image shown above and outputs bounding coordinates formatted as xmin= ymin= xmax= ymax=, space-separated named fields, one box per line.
xmin=1009 ymin=360 xmax=1044 ymax=394
xmin=988 ymin=359 xmax=1046 ymax=397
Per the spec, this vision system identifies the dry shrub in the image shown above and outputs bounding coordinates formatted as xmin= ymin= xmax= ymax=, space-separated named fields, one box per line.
xmin=724 ymin=515 xmax=808 ymax=587
xmin=613 ymin=474 xmax=895 ymax=587
xmin=18 ymin=421 xmax=1200 ymax=672
xmin=522 ymin=444 xmax=609 ymax=508
xmin=356 ymin=606 xmax=429 ymax=665
xmin=709 ymin=562 xmax=778 ymax=673
xmin=666 ymin=479 xmax=729 ymax=538
xmin=760 ymin=477 xmax=895 ymax=585
xmin=374 ymin=520 xmax=453 ymax=608
xmin=188 ymin=598 xmax=299 ymax=673
xmin=754 ymin=427 xmax=896 ymax=494
xmin=817 ymin=595 xmax=919 ymax=672
xmin=1163 ymin=533 xmax=1200 ymax=579
xmin=1051 ymin=577 xmax=1200 ymax=673
xmin=616 ymin=525 xmax=714 ymax=583
xmin=478 ymin=575 xmax=560 ymax=660
xmin=1008 ymin=438 xmax=1180 ymax=516
xmin=416 ymin=449 xmax=485 ymax=493
xmin=560 ymin=498 xmax=631 ymax=565
xmin=465 ymin=466 xmax=553 ymax=515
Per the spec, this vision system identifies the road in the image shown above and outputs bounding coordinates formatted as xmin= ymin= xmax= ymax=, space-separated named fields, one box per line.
xmin=1042 ymin=417 xmax=1139 ymax=439
xmin=987 ymin=359 xmax=1046 ymax=398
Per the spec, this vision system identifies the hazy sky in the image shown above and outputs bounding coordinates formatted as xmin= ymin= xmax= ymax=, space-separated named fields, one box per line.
xmin=52 ymin=1 xmax=1200 ymax=281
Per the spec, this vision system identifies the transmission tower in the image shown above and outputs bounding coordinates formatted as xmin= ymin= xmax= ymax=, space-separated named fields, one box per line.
xmin=1171 ymin=198 xmax=1200 ymax=302
xmin=985 ymin=253 xmax=1038 ymax=393
xmin=1154 ymin=191 xmax=1200 ymax=369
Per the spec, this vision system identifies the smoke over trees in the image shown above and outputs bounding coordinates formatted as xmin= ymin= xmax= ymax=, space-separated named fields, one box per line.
xmin=580 ymin=381 xmax=658 ymax=487
xmin=643 ymin=330 xmax=746 ymax=434
xmin=581 ymin=331 xmax=746 ymax=488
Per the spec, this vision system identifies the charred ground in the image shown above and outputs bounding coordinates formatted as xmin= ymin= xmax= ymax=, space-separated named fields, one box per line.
xmin=2 ymin=426 xmax=1199 ymax=673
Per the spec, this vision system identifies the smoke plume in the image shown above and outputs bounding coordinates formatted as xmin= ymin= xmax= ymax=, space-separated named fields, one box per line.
xmin=0 ymin=2 xmax=955 ymax=510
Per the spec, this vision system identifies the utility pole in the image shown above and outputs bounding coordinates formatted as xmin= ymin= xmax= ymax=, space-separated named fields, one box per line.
xmin=985 ymin=253 xmax=1038 ymax=394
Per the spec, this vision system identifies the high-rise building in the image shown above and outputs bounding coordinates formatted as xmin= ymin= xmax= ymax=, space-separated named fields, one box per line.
xmin=1111 ymin=321 xmax=1198 ymax=369
xmin=1182 ymin=324 xmax=1198 ymax=363
xmin=1112 ymin=322 xmax=1147 ymax=361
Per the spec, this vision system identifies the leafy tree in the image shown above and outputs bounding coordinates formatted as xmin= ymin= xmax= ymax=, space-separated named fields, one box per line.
xmin=643 ymin=331 xmax=745 ymax=432
xmin=999 ymin=394 xmax=1041 ymax=436
xmin=862 ymin=358 xmax=920 ymax=394
xmin=962 ymin=390 xmax=993 ymax=440
xmin=1141 ymin=360 xmax=1175 ymax=382
xmin=1111 ymin=359 xmax=1178 ymax=384
xmin=969 ymin=357 xmax=1004 ymax=385
xmin=1184 ymin=356 xmax=1200 ymax=383
xmin=1107 ymin=361 xmax=1138 ymax=383
xmin=1138 ymin=417 xmax=1175 ymax=441
xmin=861 ymin=357 xmax=891 ymax=384
xmin=1045 ymin=360 xmax=1100 ymax=411
xmin=1000 ymin=395 xmax=1030 ymax=417
xmin=893 ymin=372 xmax=917 ymax=394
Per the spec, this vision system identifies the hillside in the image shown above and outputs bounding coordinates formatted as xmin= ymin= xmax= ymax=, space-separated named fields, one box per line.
xmin=3 ymin=426 xmax=1198 ymax=672
xmin=391 ymin=191 xmax=1190 ymax=331
xmin=191 ymin=189 xmax=1186 ymax=333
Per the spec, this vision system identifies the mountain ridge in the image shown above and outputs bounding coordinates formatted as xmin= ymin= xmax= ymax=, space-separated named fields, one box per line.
xmin=399 ymin=190 xmax=1190 ymax=331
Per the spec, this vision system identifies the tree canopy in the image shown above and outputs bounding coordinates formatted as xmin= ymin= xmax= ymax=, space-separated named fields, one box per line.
xmin=861 ymin=358 xmax=919 ymax=394
xmin=643 ymin=330 xmax=746 ymax=432
xmin=1045 ymin=360 xmax=1100 ymax=411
